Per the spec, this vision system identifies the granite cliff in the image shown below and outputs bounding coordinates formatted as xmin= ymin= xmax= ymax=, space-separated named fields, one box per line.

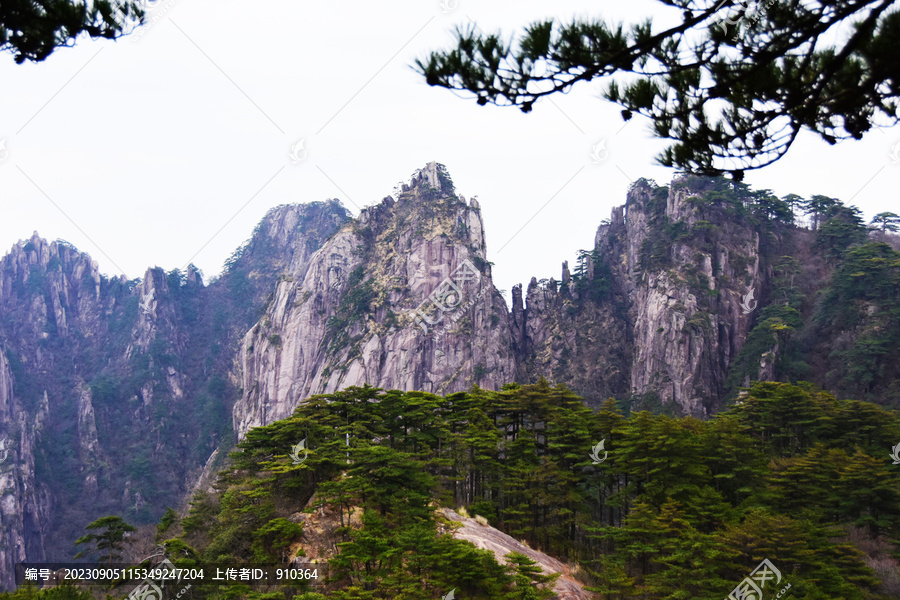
xmin=0 ymin=162 xmax=896 ymax=589
xmin=0 ymin=201 xmax=349 ymax=588
xmin=235 ymin=163 xmax=516 ymax=434
xmin=233 ymin=166 xmax=778 ymax=437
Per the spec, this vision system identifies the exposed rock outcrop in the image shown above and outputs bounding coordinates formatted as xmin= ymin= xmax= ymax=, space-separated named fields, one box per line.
xmin=441 ymin=508 xmax=591 ymax=600
xmin=503 ymin=177 xmax=765 ymax=416
xmin=235 ymin=162 xmax=516 ymax=435
xmin=0 ymin=203 xmax=349 ymax=589
xmin=0 ymin=349 xmax=49 ymax=591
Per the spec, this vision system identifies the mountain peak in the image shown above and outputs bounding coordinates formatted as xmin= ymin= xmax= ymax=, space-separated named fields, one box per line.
xmin=401 ymin=161 xmax=455 ymax=196
xmin=357 ymin=162 xmax=470 ymax=234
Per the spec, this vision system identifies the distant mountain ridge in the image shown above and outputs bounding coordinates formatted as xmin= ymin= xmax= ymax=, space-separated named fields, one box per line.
xmin=1 ymin=161 xmax=898 ymax=588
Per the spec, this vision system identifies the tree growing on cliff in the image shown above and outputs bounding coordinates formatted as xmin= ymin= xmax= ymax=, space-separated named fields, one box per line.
xmin=417 ymin=1 xmax=900 ymax=177
xmin=871 ymin=211 xmax=900 ymax=236
xmin=74 ymin=515 xmax=136 ymax=564
xmin=804 ymin=195 xmax=841 ymax=231
xmin=817 ymin=203 xmax=867 ymax=259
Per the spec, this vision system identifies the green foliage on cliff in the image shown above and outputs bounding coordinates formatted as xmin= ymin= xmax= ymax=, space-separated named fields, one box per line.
xmin=325 ymin=266 xmax=377 ymax=351
xmin=817 ymin=204 xmax=869 ymax=260
xmin=639 ymin=176 xmax=798 ymax=276
xmin=814 ymin=242 xmax=900 ymax=402
xmin=726 ymin=255 xmax=806 ymax=393
xmin=0 ymin=221 xmax=342 ymax=564
xmin=73 ymin=516 xmax=136 ymax=563
xmin=435 ymin=163 xmax=455 ymax=194
xmin=152 ymin=381 xmax=899 ymax=599
xmin=727 ymin=240 xmax=900 ymax=406
xmin=630 ymin=177 xmax=899 ymax=409
xmin=572 ymin=248 xmax=612 ymax=302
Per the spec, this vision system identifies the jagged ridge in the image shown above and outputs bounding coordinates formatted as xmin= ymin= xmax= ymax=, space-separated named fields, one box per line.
xmin=1 ymin=162 xmax=898 ymax=590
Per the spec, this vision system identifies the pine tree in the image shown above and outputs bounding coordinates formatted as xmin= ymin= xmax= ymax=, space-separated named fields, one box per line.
xmin=499 ymin=430 xmax=540 ymax=541
xmin=585 ymin=554 xmax=637 ymax=600
xmin=73 ymin=516 xmax=136 ymax=564
xmin=699 ymin=415 xmax=768 ymax=508
xmin=642 ymin=500 xmax=737 ymax=600
xmin=502 ymin=552 xmax=559 ymax=600
xmin=836 ymin=450 xmax=900 ymax=537
xmin=870 ymin=212 xmax=900 ymax=238
xmin=418 ymin=3 xmax=900 ymax=175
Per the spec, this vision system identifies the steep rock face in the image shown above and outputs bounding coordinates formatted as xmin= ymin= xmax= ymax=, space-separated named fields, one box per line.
xmin=510 ymin=271 xmax=631 ymax=404
xmin=0 ymin=234 xmax=199 ymax=587
xmin=616 ymin=180 xmax=762 ymax=415
xmin=235 ymin=169 xmax=786 ymax=433
xmin=516 ymin=178 xmax=766 ymax=416
xmin=0 ymin=236 xmax=107 ymax=588
xmin=0 ymin=350 xmax=49 ymax=592
xmin=0 ymin=202 xmax=349 ymax=589
xmin=235 ymin=162 xmax=516 ymax=435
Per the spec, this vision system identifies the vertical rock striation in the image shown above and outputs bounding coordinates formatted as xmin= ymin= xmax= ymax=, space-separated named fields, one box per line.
xmin=235 ymin=162 xmax=516 ymax=435
xmin=0 ymin=350 xmax=49 ymax=592
xmin=510 ymin=177 xmax=764 ymax=416
xmin=0 ymin=201 xmax=349 ymax=588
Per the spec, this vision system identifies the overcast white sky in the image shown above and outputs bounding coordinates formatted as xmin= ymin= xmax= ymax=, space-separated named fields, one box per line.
xmin=1 ymin=0 xmax=897 ymax=300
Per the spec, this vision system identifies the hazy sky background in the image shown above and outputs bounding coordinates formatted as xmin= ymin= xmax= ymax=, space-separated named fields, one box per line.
xmin=1 ymin=0 xmax=897 ymax=301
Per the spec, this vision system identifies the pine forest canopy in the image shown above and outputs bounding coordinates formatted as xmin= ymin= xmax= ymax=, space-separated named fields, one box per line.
xmin=14 ymin=380 xmax=895 ymax=599
xmin=417 ymin=0 xmax=900 ymax=177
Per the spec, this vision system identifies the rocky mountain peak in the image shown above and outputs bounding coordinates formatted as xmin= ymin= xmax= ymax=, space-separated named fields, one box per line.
xmin=228 ymin=199 xmax=352 ymax=278
xmin=233 ymin=162 xmax=513 ymax=435
xmin=400 ymin=161 xmax=451 ymax=195
xmin=356 ymin=162 xmax=486 ymax=264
